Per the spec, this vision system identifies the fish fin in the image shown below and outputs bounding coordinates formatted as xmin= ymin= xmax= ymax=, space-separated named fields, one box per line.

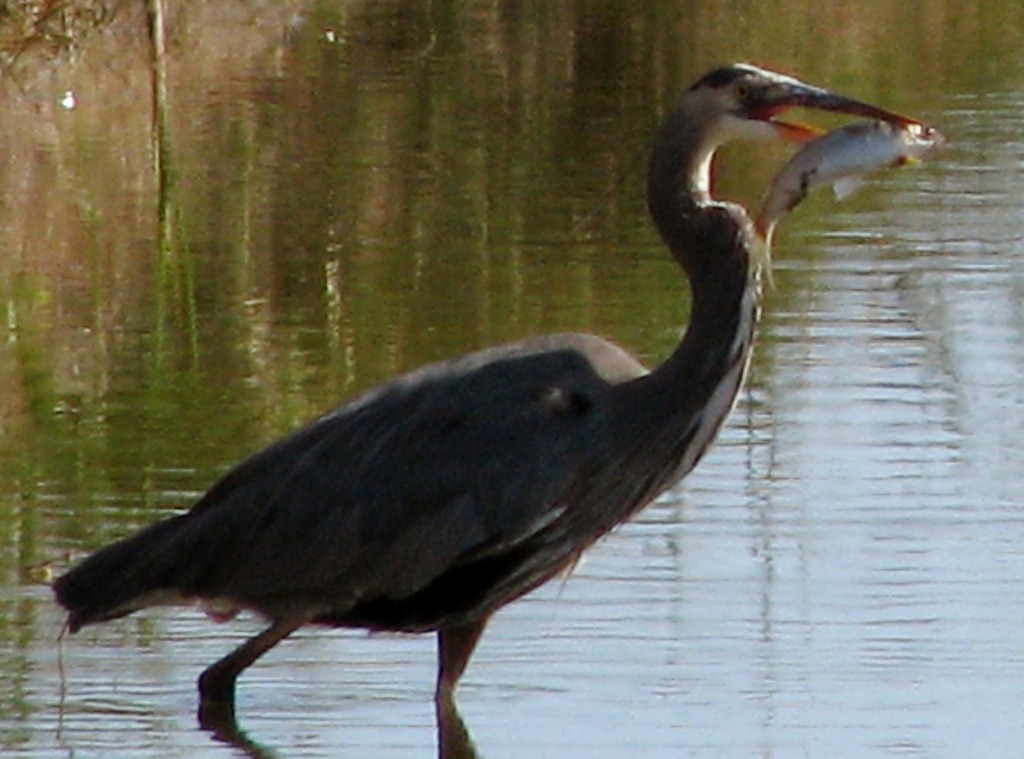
xmin=750 ymin=228 xmax=774 ymax=290
xmin=832 ymin=176 xmax=864 ymax=200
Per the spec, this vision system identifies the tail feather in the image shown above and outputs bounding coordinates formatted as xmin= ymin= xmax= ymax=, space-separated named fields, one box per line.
xmin=53 ymin=514 xmax=192 ymax=632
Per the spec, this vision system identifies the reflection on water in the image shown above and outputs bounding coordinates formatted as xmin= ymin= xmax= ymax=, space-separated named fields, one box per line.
xmin=3 ymin=1 xmax=1024 ymax=758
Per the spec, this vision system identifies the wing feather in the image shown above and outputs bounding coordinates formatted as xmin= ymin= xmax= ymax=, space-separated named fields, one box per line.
xmin=170 ymin=342 xmax=630 ymax=615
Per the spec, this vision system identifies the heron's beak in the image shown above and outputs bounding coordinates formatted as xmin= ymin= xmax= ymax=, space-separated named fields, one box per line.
xmin=785 ymin=83 xmax=918 ymax=124
xmin=754 ymin=77 xmax=918 ymax=144
xmin=767 ymin=119 xmax=824 ymax=143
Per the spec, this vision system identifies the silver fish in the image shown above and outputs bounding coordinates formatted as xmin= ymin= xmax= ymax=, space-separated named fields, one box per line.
xmin=756 ymin=120 xmax=944 ymax=243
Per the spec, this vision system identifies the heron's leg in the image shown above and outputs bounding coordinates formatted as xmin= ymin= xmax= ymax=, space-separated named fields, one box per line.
xmin=197 ymin=617 xmax=304 ymax=717
xmin=436 ymin=620 xmax=487 ymax=705
xmin=436 ymin=693 xmax=481 ymax=759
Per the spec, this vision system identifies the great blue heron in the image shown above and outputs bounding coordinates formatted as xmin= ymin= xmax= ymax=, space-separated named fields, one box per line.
xmin=54 ymin=64 xmax=911 ymax=723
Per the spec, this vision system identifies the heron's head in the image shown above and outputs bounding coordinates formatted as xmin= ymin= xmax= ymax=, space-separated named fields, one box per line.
xmin=648 ymin=64 xmax=919 ymax=279
xmin=673 ymin=63 xmax=916 ymax=198
xmin=689 ymin=63 xmax=915 ymax=147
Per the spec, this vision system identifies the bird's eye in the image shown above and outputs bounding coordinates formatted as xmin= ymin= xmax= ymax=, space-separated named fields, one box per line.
xmin=734 ymin=81 xmax=752 ymax=100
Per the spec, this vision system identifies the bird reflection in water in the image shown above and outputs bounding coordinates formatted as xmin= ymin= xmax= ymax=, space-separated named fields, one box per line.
xmin=198 ymin=686 xmax=482 ymax=759
xmin=52 ymin=64 xmax=924 ymax=754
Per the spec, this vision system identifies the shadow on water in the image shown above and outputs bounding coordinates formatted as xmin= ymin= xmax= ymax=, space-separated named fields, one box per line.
xmin=198 ymin=695 xmax=483 ymax=759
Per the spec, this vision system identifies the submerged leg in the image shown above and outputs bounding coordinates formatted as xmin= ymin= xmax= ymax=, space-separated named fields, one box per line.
xmin=435 ymin=619 xmax=488 ymax=704
xmin=436 ymin=696 xmax=481 ymax=759
xmin=435 ymin=621 xmax=487 ymax=759
xmin=197 ymin=617 xmax=305 ymax=721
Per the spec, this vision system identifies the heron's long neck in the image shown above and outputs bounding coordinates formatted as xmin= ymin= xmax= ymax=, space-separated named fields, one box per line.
xmin=612 ymin=117 xmax=763 ymax=504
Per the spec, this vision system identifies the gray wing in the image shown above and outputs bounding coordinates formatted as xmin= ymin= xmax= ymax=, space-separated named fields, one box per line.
xmin=170 ymin=337 xmax=644 ymax=615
